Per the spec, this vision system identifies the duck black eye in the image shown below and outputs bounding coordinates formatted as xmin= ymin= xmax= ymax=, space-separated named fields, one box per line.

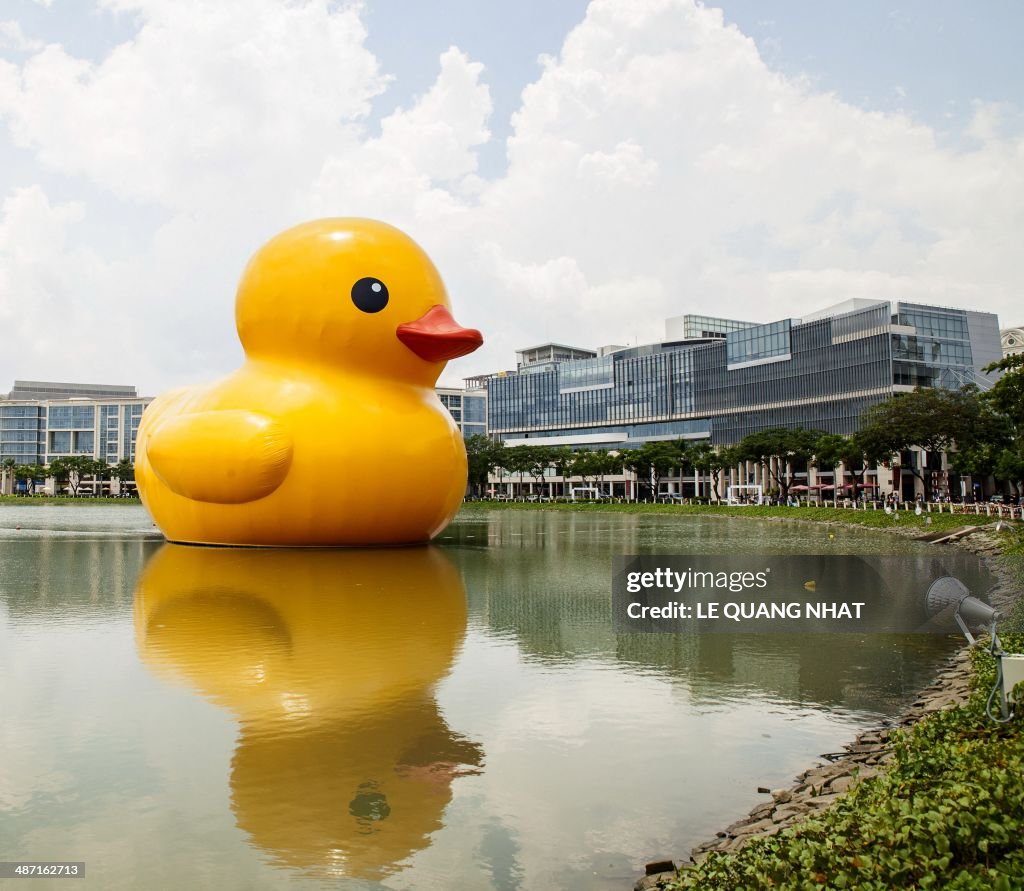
xmin=351 ymin=277 xmax=389 ymax=313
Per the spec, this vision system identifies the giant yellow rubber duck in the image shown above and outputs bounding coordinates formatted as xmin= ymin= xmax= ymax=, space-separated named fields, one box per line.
xmin=135 ymin=219 xmax=483 ymax=546
xmin=134 ymin=544 xmax=482 ymax=881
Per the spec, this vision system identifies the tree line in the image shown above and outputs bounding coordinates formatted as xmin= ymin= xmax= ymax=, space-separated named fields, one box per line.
xmin=1 ymin=456 xmax=135 ymax=496
xmin=467 ymin=355 xmax=1024 ymax=501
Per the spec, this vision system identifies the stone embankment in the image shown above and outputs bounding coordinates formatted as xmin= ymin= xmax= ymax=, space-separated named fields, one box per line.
xmin=635 ymin=524 xmax=1019 ymax=891
xmin=636 ymin=650 xmax=974 ymax=890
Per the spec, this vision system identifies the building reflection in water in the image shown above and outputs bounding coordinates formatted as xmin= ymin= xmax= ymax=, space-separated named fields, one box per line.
xmin=133 ymin=544 xmax=482 ymax=881
xmin=449 ymin=511 xmax=983 ymax=713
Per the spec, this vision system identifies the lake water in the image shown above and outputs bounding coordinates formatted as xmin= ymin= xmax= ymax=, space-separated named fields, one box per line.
xmin=0 ymin=506 xmax=963 ymax=890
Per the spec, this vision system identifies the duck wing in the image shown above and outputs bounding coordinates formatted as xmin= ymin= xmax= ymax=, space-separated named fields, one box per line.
xmin=146 ymin=410 xmax=293 ymax=504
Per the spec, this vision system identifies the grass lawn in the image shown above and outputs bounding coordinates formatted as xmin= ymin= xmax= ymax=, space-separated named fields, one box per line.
xmin=0 ymin=496 xmax=140 ymax=505
xmin=459 ymin=500 xmax=1001 ymax=535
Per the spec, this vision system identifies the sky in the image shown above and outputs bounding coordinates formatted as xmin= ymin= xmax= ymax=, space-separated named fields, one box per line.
xmin=0 ymin=0 xmax=1022 ymax=394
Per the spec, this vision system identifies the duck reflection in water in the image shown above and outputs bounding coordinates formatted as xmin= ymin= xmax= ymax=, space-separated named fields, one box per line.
xmin=134 ymin=544 xmax=482 ymax=880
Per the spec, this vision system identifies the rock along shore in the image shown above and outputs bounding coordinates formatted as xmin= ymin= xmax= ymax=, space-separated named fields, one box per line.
xmin=634 ymin=522 xmax=1019 ymax=891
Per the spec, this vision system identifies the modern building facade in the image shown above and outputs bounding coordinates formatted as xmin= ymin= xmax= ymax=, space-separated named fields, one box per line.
xmin=436 ymin=387 xmax=487 ymax=439
xmin=0 ymin=382 xmax=150 ymax=469
xmin=484 ymin=300 xmax=1002 ymax=449
xmin=1 ymin=381 xmax=486 ymax=493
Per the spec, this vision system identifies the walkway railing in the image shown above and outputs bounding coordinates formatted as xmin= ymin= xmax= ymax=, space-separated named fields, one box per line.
xmin=819 ymin=499 xmax=1022 ymax=520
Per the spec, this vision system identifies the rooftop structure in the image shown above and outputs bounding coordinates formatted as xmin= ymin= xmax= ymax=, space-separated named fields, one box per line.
xmin=4 ymin=380 xmax=138 ymax=401
xmin=515 ymin=343 xmax=597 ymax=370
xmin=664 ymin=313 xmax=757 ymax=342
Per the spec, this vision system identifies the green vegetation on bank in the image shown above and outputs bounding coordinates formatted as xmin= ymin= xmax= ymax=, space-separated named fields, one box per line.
xmin=0 ymin=495 xmax=139 ymax=505
xmin=1 ymin=455 xmax=135 ymax=497
xmin=664 ymin=635 xmax=1024 ymax=890
xmin=467 ymin=359 xmax=1024 ymax=502
xmin=459 ymin=500 xmax=1000 ymax=533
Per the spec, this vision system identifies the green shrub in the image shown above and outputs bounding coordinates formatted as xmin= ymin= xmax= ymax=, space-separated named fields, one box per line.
xmin=667 ymin=635 xmax=1024 ymax=890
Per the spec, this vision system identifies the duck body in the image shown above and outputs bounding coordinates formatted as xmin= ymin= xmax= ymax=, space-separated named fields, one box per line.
xmin=135 ymin=219 xmax=482 ymax=547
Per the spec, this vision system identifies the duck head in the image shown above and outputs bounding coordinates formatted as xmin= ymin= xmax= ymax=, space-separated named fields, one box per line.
xmin=235 ymin=218 xmax=483 ymax=385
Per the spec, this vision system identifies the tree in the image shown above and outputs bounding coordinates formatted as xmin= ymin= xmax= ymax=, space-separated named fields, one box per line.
xmin=15 ymin=463 xmax=45 ymax=495
xmin=812 ymin=433 xmax=850 ymax=492
xmin=569 ymin=449 xmax=602 ymax=492
xmin=966 ymin=354 xmax=1024 ymax=494
xmin=687 ymin=443 xmax=742 ymax=503
xmin=111 ymin=458 xmax=136 ymax=482
xmin=523 ymin=445 xmax=556 ymax=496
xmin=984 ymin=354 xmax=1024 ymax=427
xmin=812 ymin=433 xmax=885 ymax=497
xmin=689 ymin=443 xmax=716 ymax=501
xmin=1 ymin=457 xmax=15 ymax=494
xmin=849 ymin=426 xmax=898 ymax=490
xmin=549 ymin=447 xmax=574 ymax=497
xmin=620 ymin=441 xmax=684 ymax=500
xmin=499 ymin=446 xmax=535 ymax=496
xmin=859 ymin=387 xmax=978 ymax=500
xmin=594 ymin=450 xmax=622 ymax=496
xmin=48 ymin=455 xmax=95 ymax=496
xmin=48 ymin=457 xmax=71 ymax=495
xmin=737 ymin=428 xmax=821 ymax=501
xmin=465 ymin=435 xmax=504 ymax=497
xmin=86 ymin=458 xmax=109 ymax=495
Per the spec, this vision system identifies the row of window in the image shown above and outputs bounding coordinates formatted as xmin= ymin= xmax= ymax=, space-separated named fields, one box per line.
xmin=558 ymin=355 xmax=614 ymax=391
xmin=488 ymin=304 xmax=980 ymax=444
xmin=48 ymin=406 xmax=99 ymax=429
xmin=711 ymin=395 xmax=887 ymax=444
xmin=725 ymin=319 xmax=792 ymax=366
xmin=897 ymin=306 xmax=969 ymax=340
xmin=892 ymin=335 xmax=972 ymax=365
xmin=0 ymin=406 xmax=46 ymax=419
xmin=511 ymin=418 xmax=710 ymax=445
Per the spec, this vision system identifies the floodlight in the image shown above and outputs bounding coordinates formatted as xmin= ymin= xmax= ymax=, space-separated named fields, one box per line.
xmin=926 ymin=576 xmax=1018 ymax=723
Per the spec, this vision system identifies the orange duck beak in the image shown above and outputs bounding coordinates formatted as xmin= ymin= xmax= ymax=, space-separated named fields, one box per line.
xmin=396 ymin=305 xmax=483 ymax=362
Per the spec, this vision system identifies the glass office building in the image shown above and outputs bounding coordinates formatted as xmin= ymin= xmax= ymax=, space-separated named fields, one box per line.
xmin=0 ymin=405 xmax=47 ymax=466
xmin=1 ymin=388 xmax=151 ymax=467
xmin=0 ymin=380 xmax=147 ymax=469
xmin=485 ymin=301 xmax=1002 ymax=447
xmin=3 ymin=383 xmax=489 ymax=471
xmin=438 ymin=387 xmax=487 ymax=438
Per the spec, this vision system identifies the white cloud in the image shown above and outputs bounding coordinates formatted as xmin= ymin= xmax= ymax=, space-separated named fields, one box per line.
xmin=0 ymin=0 xmax=1022 ymax=395
xmin=0 ymin=20 xmax=43 ymax=52
xmin=310 ymin=45 xmax=491 ymax=227
xmin=0 ymin=0 xmax=384 ymax=207
xmin=0 ymin=187 xmax=100 ymax=375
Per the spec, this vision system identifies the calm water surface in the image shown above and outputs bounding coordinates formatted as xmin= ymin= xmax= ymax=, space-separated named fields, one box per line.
xmin=0 ymin=506 xmax=961 ymax=890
